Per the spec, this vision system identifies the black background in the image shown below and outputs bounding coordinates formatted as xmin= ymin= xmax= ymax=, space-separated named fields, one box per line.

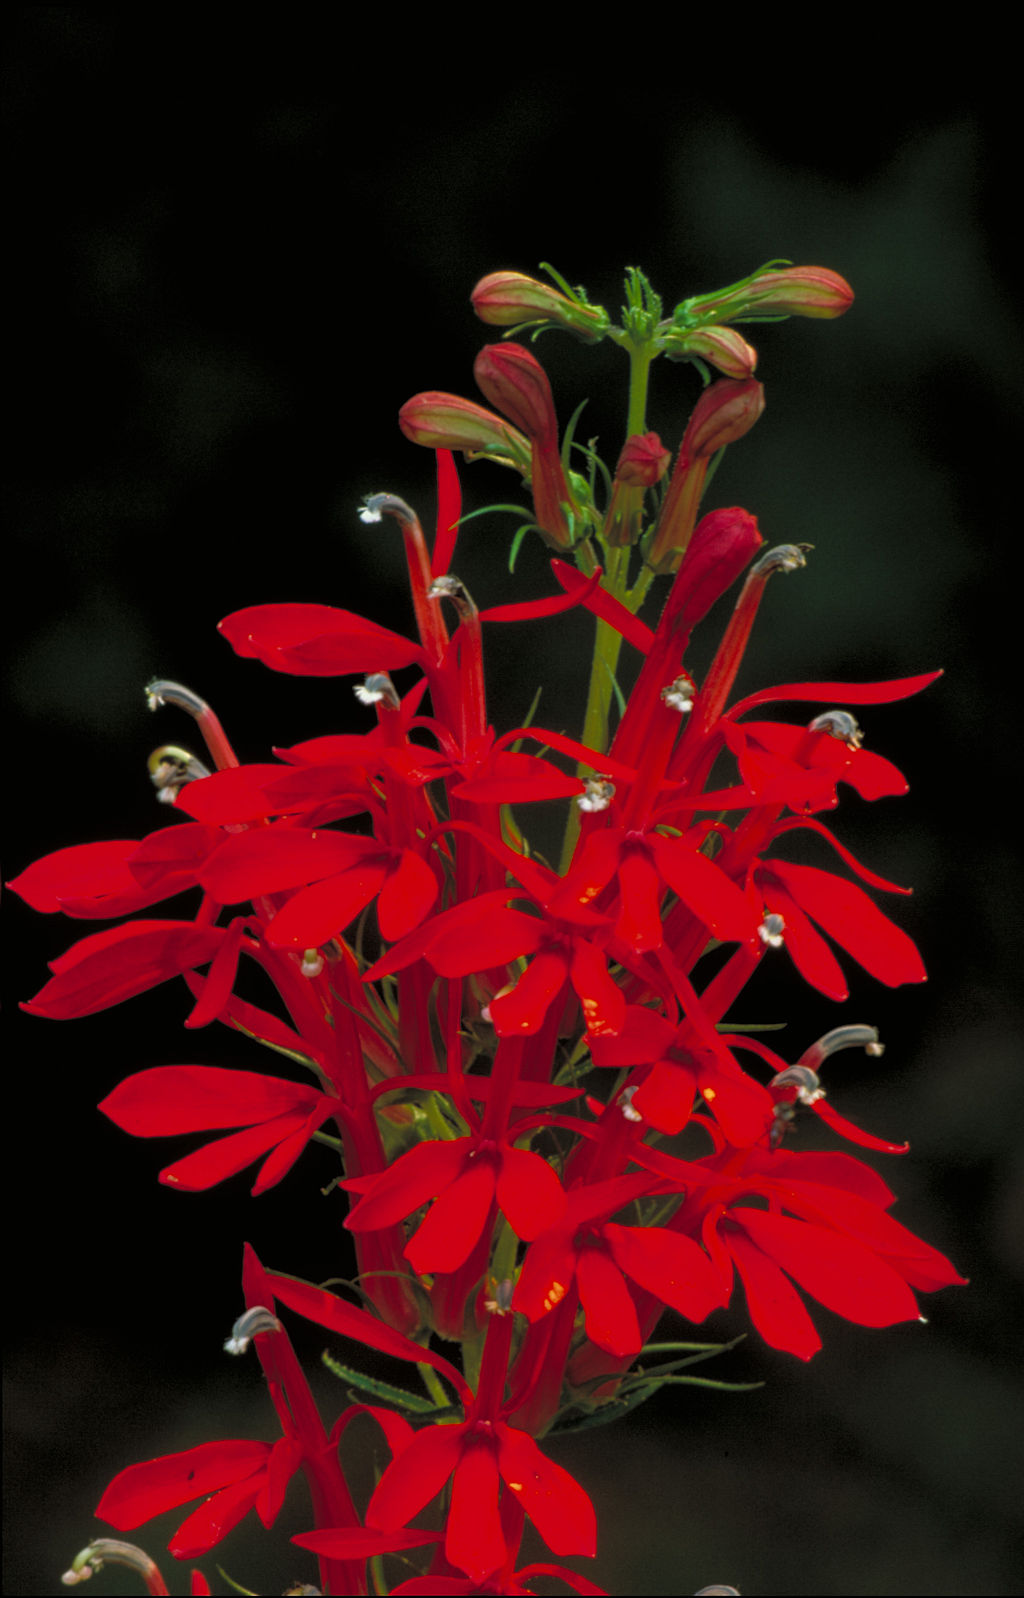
xmin=4 ymin=14 xmax=1022 ymax=1596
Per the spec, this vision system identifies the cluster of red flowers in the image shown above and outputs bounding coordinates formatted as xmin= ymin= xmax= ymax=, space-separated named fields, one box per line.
xmin=25 ymin=264 xmax=964 ymax=1598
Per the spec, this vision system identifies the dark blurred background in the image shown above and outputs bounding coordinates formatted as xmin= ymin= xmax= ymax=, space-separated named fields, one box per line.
xmin=4 ymin=13 xmax=1021 ymax=1596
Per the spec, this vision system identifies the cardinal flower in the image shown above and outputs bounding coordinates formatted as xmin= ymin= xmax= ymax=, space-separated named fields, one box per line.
xmin=513 ymin=1174 xmax=727 ymax=1358
xmin=98 ymin=1065 xmax=344 ymax=1194
xmin=345 ymin=1131 xmax=566 ymax=1274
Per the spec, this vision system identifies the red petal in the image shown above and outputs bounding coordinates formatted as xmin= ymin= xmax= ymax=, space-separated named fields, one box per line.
xmin=429 ymin=906 xmax=544 ymax=978
xmin=726 ymin=1226 xmax=822 ymax=1359
xmin=733 ymin=1208 xmax=920 ymax=1327
xmin=97 ymin=1440 xmax=270 ymax=1528
xmin=632 ymin=1058 xmax=696 ymax=1135
xmin=513 ymin=1229 xmax=577 ymax=1322
xmin=451 ymin=750 xmax=582 ymax=805
xmin=811 ymin=1097 xmax=909 ymax=1154
xmin=8 ymin=840 xmax=160 ymax=917
xmin=405 ymin=1154 xmax=496 ymax=1274
xmin=173 ymin=765 xmax=293 ymax=825
xmin=23 ymin=920 xmax=224 ymax=1019
xmin=367 ymin=1423 xmax=467 ymax=1531
xmin=549 ymin=558 xmax=655 ymax=654
xmin=651 ymin=835 xmax=754 ymax=942
xmin=432 ymin=449 xmax=462 ymax=577
xmin=169 ymin=1475 xmax=266 ymax=1558
xmin=768 ymin=860 xmax=926 ymax=987
xmin=345 ymin=1138 xmax=471 ymax=1231
xmin=604 ymin=1224 xmax=726 ymax=1323
xmin=100 ymin=1065 xmax=321 ymax=1134
xmin=570 ymin=938 xmax=625 ymax=1038
xmin=729 ymin=670 xmax=943 ymax=718
xmin=615 ymin=848 xmax=664 ymax=951
xmin=759 ymin=875 xmax=849 ymax=1001
xmin=158 ymin=1114 xmax=311 ymax=1192
xmin=377 ymin=849 xmax=439 ymax=942
xmin=447 ymin=1436 xmax=505 ymax=1583
xmin=497 ymin=1146 xmax=566 ymax=1240
xmin=127 ymin=823 xmax=224 ymax=891
xmin=264 ymin=862 xmax=388 ymax=948
xmin=490 ymin=949 xmax=568 ymax=1036
xmin=496 ymin=1424 xmax=597 ymax=1559
xmin=201 ymin=829 xmax=380 ymax=901
xmin=219 ymin=603 xmax=423 ymax=676
xmin=575 ymin=1245 xmax=642 ymax=1357
xmin=267 ymin=1270 xmax=470 ymax=1400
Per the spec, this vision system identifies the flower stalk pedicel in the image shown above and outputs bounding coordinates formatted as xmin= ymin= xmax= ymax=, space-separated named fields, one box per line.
xmin=13 ymin=258 xmax=965 ymax=1596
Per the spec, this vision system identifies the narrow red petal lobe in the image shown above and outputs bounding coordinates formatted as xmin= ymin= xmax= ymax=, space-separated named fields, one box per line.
xmin=447 ymin=1437 xmax=506 ymax=1583
xmin=497 ymin=1146 xmax=566 ymax=1240
xmin=367 ymin=1423 xmax=467 ymax=1531
xmin=726 ymin=1227 xmax=822 ymax=1359
xmin=576 ymin=1245 xmax=643 ymax=1357
xmin=769 ymin=860 xmax=926 ymax=986
xmin=496 ymin=1424 xmax=597 ymax=1558
xmin=733 ymin=1208 xmax=921 ymax=1327
xmin=97 ymin=1440 xmax=270 ymax=1528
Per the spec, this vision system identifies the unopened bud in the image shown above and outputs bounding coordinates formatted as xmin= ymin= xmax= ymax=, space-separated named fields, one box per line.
xmin=473 ymin=343 xmax=559 ymax=444
xmin=399 ymin=391 xmax=530 ymax=470
xmin=471 ymin=270 xmax=609 ymax=342
xmin=684 ymin=378 xmax=765 ymax=461
xmin=646 ymin=381 xmax=764 ymax=572
xmin=663 ymin=324 xmax=759 ymax=379
xmin=680 ymin=264 xmax=854 ymax=324
xmin=668 ymin=507 xmax=764 ymax=634
xmin=604 ymin=432 xmax=671 ymax=545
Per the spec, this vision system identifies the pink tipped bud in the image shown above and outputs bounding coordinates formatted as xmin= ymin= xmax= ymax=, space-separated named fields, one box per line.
xmin=685 ymin=265 xmax=854 ymax=324
xmin=646 ymin=380 xmax=764 ymax=573
xmin=604 ymin=432 xmax=672 ymax=546
xmin=663 ymin=324 xmax=759 ymax=379
xmin=473 ymin=343 xmax=559 ymax=444
xmin=683 ymin=377 xmax=765 ymax=460
xmin=399 ymin=391 xmax=530 ymax=470
xmin=471 ymin=270 xmax=609 ymax=341
xmin=613 ymin=431 xmax=672 ymax=488
xmin=474 ymin=344 xmax=578 ymax=548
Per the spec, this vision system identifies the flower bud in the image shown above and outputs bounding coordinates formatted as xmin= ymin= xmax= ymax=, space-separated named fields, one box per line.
xmin=682 ymin=265 xmax=854 ymax=324
xmin=646 ymin=380 xmax=764 ymax=573
xmin=684 ymin=377 xmax=765 ymax=460
xmin=474 ymin=343 xmax=579 ymax=549
xmin=670 ymin=506 xmax=764 ymax=635
xmin=399 ymin=390 xmax=530 ymax=471
xmin=603 ymin=432 xmax=671 ymax=546
xmin=473 ymin=343 xmax=559 ymax=444
xmin=662 ymin=324 xmax=759 ymax=379
xmin=471 ymin=270 xmax=609 ymax=342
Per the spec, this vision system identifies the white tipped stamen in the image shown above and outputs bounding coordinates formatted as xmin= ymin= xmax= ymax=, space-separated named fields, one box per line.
xmin=798 ymin=1024 xmax=882 ymax=1072
xmin=358 ymin=502 xmax=383 ymax=524
xmin=810 ymin=709 xmax=863 ymax=749
xmin=577 ymin=776 xmax=616 ymax=813
xmin=758 ymin=912 xmax=786 ymax=948
xmin=224 ymin=1305 xmax=283 ymax=1355
xmin=661 ymin=672 xmax=696 ymax=713
xmin=354 ymin=673 xmax=400 ymax=708
xmin=751 ymin=542 xmax=810 ymax=578
xmin=300 ymin=949 xmax=324 ymax=978
xmin=620 ymin=1086 xmax=643 ymax=1122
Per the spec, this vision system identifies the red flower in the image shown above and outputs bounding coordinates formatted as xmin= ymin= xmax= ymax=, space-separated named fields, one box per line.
xmin=689 ymin=1147 xmax=967 ymax=1359
xmin=754 ymin=858 xmax=926 ymax=1001
xmin=345 ymin=1134 xmax=566 ymax=1274
xmin=200 ymin=826 xmax=439 ymax=947
xmin=366 ymin=1415 xmax=596 ymax=1585
xmin=99 ymin=1065 xmax=343 ymax=1194
xmin=97 ymin=1437 xmax=297 ymax=1561
xmin=21 ymin=919 xmax=227 ymax=1019
xmin=513 ymin=1174 xmax=726 ymax=1358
